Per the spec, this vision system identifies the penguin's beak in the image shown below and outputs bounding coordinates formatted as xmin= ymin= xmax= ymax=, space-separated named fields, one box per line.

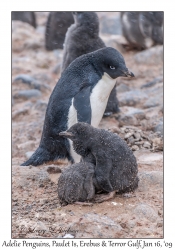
xmin=120 ymin=69 xmax=135 ymax=77
xmin=59 ymin=131 xmax=75 ymax=139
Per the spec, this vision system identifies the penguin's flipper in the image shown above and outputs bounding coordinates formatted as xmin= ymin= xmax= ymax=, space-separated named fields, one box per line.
xmin=73 ymin=86 xmax=92 ymax=124
xmin=94 ymin=157 xmax=113 ymax=193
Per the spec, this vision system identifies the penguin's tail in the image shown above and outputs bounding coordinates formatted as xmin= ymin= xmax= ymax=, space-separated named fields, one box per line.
xmin=21 ymin=147 xmax=54 ymax=166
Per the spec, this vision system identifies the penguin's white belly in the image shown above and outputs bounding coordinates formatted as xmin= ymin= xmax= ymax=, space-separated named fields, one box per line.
xmin=90 ymin=73 xmax=116 ymax=127
xmin=67 ymin=98 xmax=81 ymax=163
xmin=67 ymin=73 xmax=116 ymax=162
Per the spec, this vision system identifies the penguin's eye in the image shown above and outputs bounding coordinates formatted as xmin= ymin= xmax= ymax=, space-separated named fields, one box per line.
xmin=110 ymin=66 xmax=115 ymax=70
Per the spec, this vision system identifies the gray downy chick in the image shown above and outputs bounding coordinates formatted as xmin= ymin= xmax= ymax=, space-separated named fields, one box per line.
xmin=58 ymin=161 xmax=96 ymax=206
xmin=59 ymin=122 xmax=139 ymax=199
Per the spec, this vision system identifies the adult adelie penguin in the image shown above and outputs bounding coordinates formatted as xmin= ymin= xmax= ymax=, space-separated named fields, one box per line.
xmin=21 ymin=47 xmax=134 ymax=166
xmin=61 ymin=11 xmax=119 ymax=115
xmin=121 ymin=12 xmax=163 ymax=50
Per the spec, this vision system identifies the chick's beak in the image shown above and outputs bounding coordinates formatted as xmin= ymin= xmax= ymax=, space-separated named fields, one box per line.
xmin=59 ymin=131 xmax=74 ymax=139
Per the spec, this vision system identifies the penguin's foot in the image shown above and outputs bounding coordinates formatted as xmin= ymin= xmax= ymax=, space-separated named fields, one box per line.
xmin=74 ymin=201 xmax=93 ymax=206
xmin=94 ymin=191 xmax=116 ymax=203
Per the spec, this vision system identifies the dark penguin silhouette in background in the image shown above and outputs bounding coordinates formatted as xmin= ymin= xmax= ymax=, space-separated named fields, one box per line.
xmin=61 ymin=11 xmax=120 ymax=115
xmin=45 ymin=12 xmax=74 ymax=50
xmin=12 ymin=11 xmax=36 ymax=28
xmin=121 ymin=12 xmax=163 ymax=50
xmin=59 ymin=122 xmax=139 ymax=203
xmin=21 ymin=47 xmax=134 ymax=166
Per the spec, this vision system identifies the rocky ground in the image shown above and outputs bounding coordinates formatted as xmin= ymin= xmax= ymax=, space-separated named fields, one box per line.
xmin=12 ymin=12 xmax=163 ymax=238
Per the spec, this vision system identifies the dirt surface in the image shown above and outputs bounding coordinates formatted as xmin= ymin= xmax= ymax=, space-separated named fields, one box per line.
xmin=12 ymin=12 xmax=163 ymax=239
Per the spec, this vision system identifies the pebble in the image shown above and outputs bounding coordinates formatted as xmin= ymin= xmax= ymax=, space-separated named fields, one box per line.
xmin=12 ymin=21 xmax=43 ymax=52
xmin=141 ymin=76 xmax=163 ymax=89
xmin=138 ymin=171 xmax=163 ymax=191
xmin=117 ymin=83 xmax=131 ymax=93
xmin=125 ymin=132 xmax=134 ymax=139
xmin=133 ymin=132 xmax=141 ymax=141
xmin=134 ymin=203 xmax=158 ymax=222
xmin=13 ymin=89 xmax=42 ymax=100
xmin=126 ymin=107 xmax=146 ymax=120
xmin=25 ymin=151 xmax=34 ymax=159
xmin=33 ymin=221 xmax=49 ymax=233
xmin=127 ymin=136 xmax=135 ymax=145
xmin=119 ymin=90 xmax=148 ymax=106
xmin=143 ymin=96 xmax=162 ymax=108
xmin=153 ymin=121 xmax=163 ymax=136
xmin=118 ymin=114 xmax=138 ymax=127
xmin=12 ymin=108 xmax=30 ymax=119
xmin=143 ymin=141 xmax=151 ymax=149
xmin=63 ymin=234 xmax=74 ymax=238
xmin=131 ymin=145 xmax=139 ymax=151
xmin=34 ymin=100 xmax=48 ymax=112
xmin=134 ymin=45 xmax=163 ymax=65
xmin=52 ymin=63 xmax=61 ymax=74
xmin=13 ymin=166 xmax=50 ymax=188
xmin=13 ymin=74 xmax=51 ymax=92
xmin=17 ymin=141 xmax=35 ymax=150
xmin=46 ymin=166 xmax=62 ymax=174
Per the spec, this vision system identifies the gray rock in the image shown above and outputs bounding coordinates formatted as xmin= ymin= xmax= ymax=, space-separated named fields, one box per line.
xmin=117 ymin=83 xmax=131 ymax=93
xmin=138 ymin=171 xmax=163 ymax=191
xmin=100 ymin=15 xmax=122 ymax=35
xmin=125 ymin=107 xmax=145 ymax=120
xmin=118 ymin=114 xmax=138 ymax=127
xmin=13 ymin=74 xmax=37 ymax=85
xmin=33 ymin=221 xmax=49 ymax=232
xmin=141 ymin=76 xmax=163 ymax=88
xmin=13 ymin=74 xmax=51 ymax=92
xmin=131 ymin=145 xmax=139 ymax=151
xmin=12 ymin=108 xmax=30 ymax=119
xmin=134 ymin=150 xmax=163 ymax=167
xmin=143 ymin=97 xmax=162 ymax=108
xmin=13 ymin=166 xmax=50 ymax=188
xmin=134 ymin=45 xmax=163 ymax=65
xmin=134 ymin=203 xmax=158 ymax=222
xmin=70 ymin=213 xmax=122 ymax=238
xmin=153 ymin=121 xmax=163 ymax=136
xmin=34 ymin=100 xmax=48 ymax=112
xmin=119 ymin=90 xmax=148 ymax=106
xmin=143 ymin=141 xmax=151 ymax=149
xmin=13 ymin=89 xmax=41 ymax=100
xmin=25 ymin=151 xmax=34 ymax=159
xmin=52 ymin=63 xmax=61 ymax=74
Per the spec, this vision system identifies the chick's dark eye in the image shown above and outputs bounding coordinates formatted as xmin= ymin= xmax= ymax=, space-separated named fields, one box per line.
xmin=110 ymin=66 xmax=115 ymax=70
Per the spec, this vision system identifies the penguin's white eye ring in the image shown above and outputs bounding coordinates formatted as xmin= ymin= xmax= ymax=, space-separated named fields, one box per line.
xmin=110 ymin=66 xmax=115 ymax=70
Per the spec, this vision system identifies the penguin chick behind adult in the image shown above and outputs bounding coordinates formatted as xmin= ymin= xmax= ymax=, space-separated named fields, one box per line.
xmin=58 ymin=162 xmax=96 ymax=206
xmin=59 ymin=122 xmax=139 ymax=195
xmin=21 ymin=47 xmax=134 ymax=166
xmin=62 ymin=11 xmax=120 ymax=115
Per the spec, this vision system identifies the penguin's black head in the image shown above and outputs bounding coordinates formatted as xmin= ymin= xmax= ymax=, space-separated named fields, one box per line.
xmin=72 ymin=12 xmax=99 ymax=34
xmin=59 ymin=123 xmax=93 ymax=156
xmin=90 ymin=47 xmax=134 ymax=79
